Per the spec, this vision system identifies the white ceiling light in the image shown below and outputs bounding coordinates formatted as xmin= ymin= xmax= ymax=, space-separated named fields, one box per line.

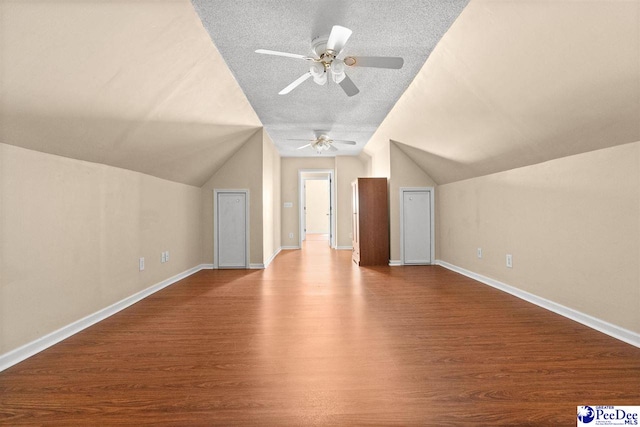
xmin=255 ymin=25 xmax=404 ymax=96
xmin=310 ymin=62 xmax=328 ymax=85
xmin=290 ymin=133 xmax=357 ymax=154
xmin=331 ymin=59 xmax=346 ymax=84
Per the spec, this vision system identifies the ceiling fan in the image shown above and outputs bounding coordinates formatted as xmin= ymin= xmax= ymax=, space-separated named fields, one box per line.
xmin=256 ymin=25 xmax=404 ymax=97
xmin=290 ymin=133 xmax=357 ymax=154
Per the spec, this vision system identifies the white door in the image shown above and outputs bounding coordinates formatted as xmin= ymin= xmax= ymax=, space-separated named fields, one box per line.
xmin=217 ymin=191 xmax=247 ymax=268
xmin=402 ymin=189 xmax=432 ymax=264
xmin=305 ymin=180 xmax=330 ymax=234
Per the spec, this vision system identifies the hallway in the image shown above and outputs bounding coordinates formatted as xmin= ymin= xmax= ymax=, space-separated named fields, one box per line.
xmin=1 ymin=241 xmax=639 ymax=425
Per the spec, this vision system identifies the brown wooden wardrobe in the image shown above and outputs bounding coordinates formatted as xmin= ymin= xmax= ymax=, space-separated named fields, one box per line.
xmin=351 ymin=177 xmax=389 ymax=266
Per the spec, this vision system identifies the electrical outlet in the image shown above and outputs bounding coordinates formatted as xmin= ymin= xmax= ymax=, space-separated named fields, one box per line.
xmin=506 ymin=254 xmax=513 ymax=268
xmin=477 ymin=248 xmax=482 ymax=259
xmin=165 ymin=251 xmax=169 ymax=262
xmin=289 ymin=232 xmax=294 ymax=239
xmin=139 ymin=257 xmax=145 ymax=271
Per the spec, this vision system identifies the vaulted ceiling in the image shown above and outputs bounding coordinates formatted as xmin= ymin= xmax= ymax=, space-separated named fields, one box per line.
xmin=367 ymin=0 xmax=640 ymax=184
xmin=0 ymin=0 xmax=262 ymax=186
xmin=191 ymin=0 xmax=468 ymax=157
xmin=0 ymin=0 xmax=638 ymax=187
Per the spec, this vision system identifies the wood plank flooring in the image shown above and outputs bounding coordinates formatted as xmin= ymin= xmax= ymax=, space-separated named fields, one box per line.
xmin=1 ymin=239 xmax=639 ymax=426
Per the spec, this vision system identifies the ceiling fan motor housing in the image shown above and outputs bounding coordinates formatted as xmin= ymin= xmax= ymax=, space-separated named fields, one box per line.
xmin=311 ymin=35 xmax=330 ymax=57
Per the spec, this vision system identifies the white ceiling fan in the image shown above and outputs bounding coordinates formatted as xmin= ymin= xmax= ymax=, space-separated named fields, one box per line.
xmin=289 ymin=133 xmax=357 ymax=154
xmin=256 ymin=25 xmax=404 ymax=97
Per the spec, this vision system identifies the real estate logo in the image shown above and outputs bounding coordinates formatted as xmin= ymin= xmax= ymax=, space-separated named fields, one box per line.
xmin=577 ymin=406 xmax=640 ymax=426
xmin=578 ymin=406 xmax=596 ymax=424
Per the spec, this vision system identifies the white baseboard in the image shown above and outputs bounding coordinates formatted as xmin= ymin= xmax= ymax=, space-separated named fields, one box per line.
xmin=281 ymin=246 xmax=300 ymax=250
xmin=389 ymin=260 xmax=402 ymax=266
xmin=264 ymin=247 xmax=282 ymax=268
xmin=249 ymin=263 xmax=265 ymax=269
xmin=336 ymin=246 xmax=353 ymax=250
xmin=436 ymin=260 xmax=640 ymax=348
xmin=0 ymin=264 xmax=208 ymax=372
xmin=201 ymin=263 xmax=214 ymax=269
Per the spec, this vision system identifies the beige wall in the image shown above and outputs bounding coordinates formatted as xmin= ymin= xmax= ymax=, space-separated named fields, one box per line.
xmin=0 ymin=143 xmax=202 ymax=354
xmin=437 ymin=141 xmax=640 ymax=334
xmin=201 ymin=130 xmax=264 ymax=265
xmin=280 ymin=157 xmax=335 ymax=247
xmin=262 ymin=131 xmax=281 ymax=265
xmin=281 ymin=156 xmax=369 ymax=249
xmin=358 ymin=151 xmax=373 ymax=177
xmin=368 ymin=139 xmax=391 ymax=179
xmin=389 ymin=142 xmax=437 ymax=262
xmin=335 ymin=156 xmax=368 ymax=248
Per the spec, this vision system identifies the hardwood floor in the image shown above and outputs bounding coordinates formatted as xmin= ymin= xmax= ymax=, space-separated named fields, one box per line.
xmin=1 ymin=240 xmax=639 ymax=426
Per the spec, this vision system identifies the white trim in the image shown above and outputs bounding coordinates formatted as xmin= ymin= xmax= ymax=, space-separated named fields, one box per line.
xmin=298 ymin=169 xmax=336 ymax=249
xmin=400 ymin=187 xmax=435 ymax=265
xmin=201 ymin=264 xmax=214 ymax=270
xmin=389 ymin=260 xmax=402 ymax=266
xmin=281 ymin=246 xmax=301 ymax=250
xmin=436 ymin=260 xmax=640 ymax=348
xmin=336 ymin=246 xmax=353 ymax=250
xmin=214 ymin=189 xmax=250 ymax=269
xmin=264 ymin=247 xmax=282 ymax=268
xmin=0 ymin=264 xmax=207 ymax=372
xmin=249 ymin=263 xmax=265 ymax=269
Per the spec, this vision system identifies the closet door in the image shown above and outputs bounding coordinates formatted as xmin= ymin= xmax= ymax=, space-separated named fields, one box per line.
xmin=216 ymin=191 xmax=248 ymax=268
xmin=402 ymin=190 xmax=432 ymax=264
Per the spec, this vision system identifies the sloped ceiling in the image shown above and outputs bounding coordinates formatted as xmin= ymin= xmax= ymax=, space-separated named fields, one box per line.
xmin=367 ymin=0 xmax=640 ymax=184
xmin=0 ymin=1 xmax=638 ymax=187
xmin=0 ymin=0 xmax=262 ymax=186
xmin=191 ymin=0 xmax=469 ymax=157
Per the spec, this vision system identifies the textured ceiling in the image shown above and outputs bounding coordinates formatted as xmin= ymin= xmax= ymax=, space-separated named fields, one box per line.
xmin=1 ymin=0 xmax=637 ymax=187
xmin=191 ymin=0 xmax=469 ymax=157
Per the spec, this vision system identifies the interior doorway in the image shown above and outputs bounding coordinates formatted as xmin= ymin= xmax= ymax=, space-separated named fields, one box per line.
xmin=298 ymin=169 xmax=335 ymax=248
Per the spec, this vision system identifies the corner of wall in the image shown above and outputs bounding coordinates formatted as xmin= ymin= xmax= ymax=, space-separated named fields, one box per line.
xmin=200 ymin=131 xmax=265 ymax=266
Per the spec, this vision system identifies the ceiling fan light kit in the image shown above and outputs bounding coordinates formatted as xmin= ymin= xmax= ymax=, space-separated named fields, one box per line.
xmin=290 ymin=133 xmax=357 ymax=154
xmin=255 ymin=25 xmax=406 ymax=154
xmin=255 ymin=25 xmax=404 ymax=97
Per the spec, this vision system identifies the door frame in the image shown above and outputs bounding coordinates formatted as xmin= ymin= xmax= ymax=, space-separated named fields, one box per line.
xmin=399 ymin=187 xmax=435 ymax=265
xmin=298 ymin=169 xmax=335 ymax=248
xmin=213 ymin=189 xmax=250 ymax=269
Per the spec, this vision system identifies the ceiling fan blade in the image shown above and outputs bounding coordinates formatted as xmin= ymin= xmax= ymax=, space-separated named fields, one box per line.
xmin=255 ymin=49 xmax=311 ymax=60
xmin=338 ymin=73 xmax=359 ymax=97
xmin=279 ymin=72 xmax=312 ymax=95
xmin=328 ymin=145 xmax=338 ymax=152
xmin=346 ymin=56 xmax=404 ymax=69
xmin=288 ymin=139 xmax=314 ymax=142
xmin=326 ymin=25 xmax=352 ymax=54
xmin=332 ymin=140 xmax=357 ymax=145
xmin=297 ymin=144 xmax=312 ymax=150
